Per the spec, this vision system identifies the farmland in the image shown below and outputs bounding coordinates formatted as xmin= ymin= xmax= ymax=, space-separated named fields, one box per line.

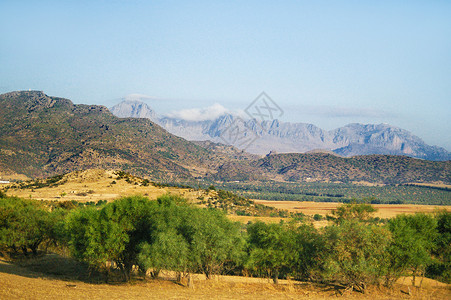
xmin=253 ymin=200 xmax=451 ymax=219
xmin=218 ymin=181 xmax=451 ymax=205
xmin=1 ymin=170 xmax=451 ymax=299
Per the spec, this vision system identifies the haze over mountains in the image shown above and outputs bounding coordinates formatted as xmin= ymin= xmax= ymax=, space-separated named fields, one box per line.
xmin=110 ymin=100 xmax=451 ymax=161
xmin=1 ymin=91 xmax=450 ymax=185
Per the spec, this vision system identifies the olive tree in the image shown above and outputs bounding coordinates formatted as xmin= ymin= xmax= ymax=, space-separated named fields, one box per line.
xmin=385 ymin=213 xmax=437 ymax=286
xmin=65 ymin=196 xmax=155 ymax=281
xmin=66 ymin=194 xmax=245 ymax=283
xmin=138 ymin=229 xmax=189 ymax=278
xmin=0 ymin=197 xmax=51 ymax=256
xmin=323 ymin=220 xmax=392 ymax=293
xmin=138 ymin=196 xmax=245 ymax=281
xmin=246 ymin=221 xmax=298 ymax=284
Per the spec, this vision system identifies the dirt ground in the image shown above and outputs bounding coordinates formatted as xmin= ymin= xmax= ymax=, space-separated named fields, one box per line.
xmin=253 ymin=200 xmax=451 ymax=219
xmin=0 ymin=255 xmax=449 ymax=300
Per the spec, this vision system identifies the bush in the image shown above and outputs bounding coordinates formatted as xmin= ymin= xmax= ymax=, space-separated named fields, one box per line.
xmin=430 ymin=211 xmax=451 ymax=283
xmin=313 ymin=214 xmax=323 ymax=221
xmin=323 ymin=220 xmax=392 ymax=292
xmin=3 ymin=192 xmax=448 ymax=289
xmin=385 ymin=213 xmax=437 ymax=286
xmin=0 ymin=197 xmax=53 ymax=256
xmin=65 ymin=194 xmax=245 ymax=282
xmin=331 ymin=203 xmax=377 ymax=224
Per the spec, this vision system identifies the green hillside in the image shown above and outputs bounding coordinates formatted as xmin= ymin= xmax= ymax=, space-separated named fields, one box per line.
xmin=254 ymin=153 xmax=451 ymax=184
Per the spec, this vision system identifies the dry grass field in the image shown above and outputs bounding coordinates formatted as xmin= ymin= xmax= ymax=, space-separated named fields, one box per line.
xmin=2 ymin=169 xmax=206 ymax=203
xmin=0 ymin=255 xmax=449 ymax=300
xmin=3 ymin=169 xmax=450 ymax=224
xmin=254 ymin=200 xmax=451 ymax=219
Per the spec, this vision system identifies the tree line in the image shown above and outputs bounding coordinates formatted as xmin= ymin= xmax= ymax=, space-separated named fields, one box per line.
xmin=218 ymin=181 xmax=451 ymax=205
xmin=0 ymin=192 xmax=449 ymax=292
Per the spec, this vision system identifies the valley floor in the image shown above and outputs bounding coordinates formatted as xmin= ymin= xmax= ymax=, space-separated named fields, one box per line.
xmin=253 ymin=200 xmax=451 ymax=218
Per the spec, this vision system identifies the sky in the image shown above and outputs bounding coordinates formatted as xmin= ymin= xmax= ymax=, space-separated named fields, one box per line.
xmin=1 ymin=0 xmax=450 ymax=150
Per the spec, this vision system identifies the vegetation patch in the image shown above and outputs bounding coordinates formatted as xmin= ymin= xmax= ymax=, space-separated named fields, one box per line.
xmin=1 ymin=195 xmax=449 ymax=294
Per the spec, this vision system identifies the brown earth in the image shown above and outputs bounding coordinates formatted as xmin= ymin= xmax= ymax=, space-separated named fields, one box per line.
xmin=407 ymin=182 xmax=451 ymax=189
xmin=0 ymin=255 xmax=449 ymax=300
xmin=228 ymin=215 xmax=285 ymax=224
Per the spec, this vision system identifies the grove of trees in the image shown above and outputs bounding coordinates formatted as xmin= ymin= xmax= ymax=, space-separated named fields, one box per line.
xmin=0 ymin=193 xmax=450 ymax=292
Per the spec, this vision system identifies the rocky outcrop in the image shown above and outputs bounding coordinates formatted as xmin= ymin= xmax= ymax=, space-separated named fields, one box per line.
xmin=110 ymin=100 xmax=451 ymax=161
xmin=110 ymin=100 xmax=157 ymax=121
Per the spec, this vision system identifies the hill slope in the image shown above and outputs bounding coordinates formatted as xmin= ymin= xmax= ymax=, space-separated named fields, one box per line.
xmin=1 ymin=91 xmax=450 ymax=185
xmin=251 ymin=153 xmax=451 ymax=184
xmin=0 ymin=91 xmax=213 ymax=180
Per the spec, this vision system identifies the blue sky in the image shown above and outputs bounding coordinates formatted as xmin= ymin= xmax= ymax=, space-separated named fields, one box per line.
xmin=1 ymin=1 xmax=450 ymax=150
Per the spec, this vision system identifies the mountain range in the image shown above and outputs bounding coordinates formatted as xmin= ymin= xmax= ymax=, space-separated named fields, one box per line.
xmin=0 ymin=91 xmax=450 ymax=185
xmin=110 ymin=100 xmax=451 ymax=161
xmin=0 ymin=91 xmax=216 ymax=181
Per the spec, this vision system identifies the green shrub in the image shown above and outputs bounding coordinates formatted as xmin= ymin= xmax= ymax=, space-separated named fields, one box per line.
xmin=385 ymin=213 xmax=437 ymax=286
xmin=323 ymin=220 xmax=392 ymax=292
xmin=0 ymin=197 xmax=53 ymax=256
xmin=313 ymin=214 xmax=323 ymax=221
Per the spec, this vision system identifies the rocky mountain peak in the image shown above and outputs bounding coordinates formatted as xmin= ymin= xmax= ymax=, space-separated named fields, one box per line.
xmin=109 ymin=99 xmax=451 ymax=161
xmin=110 ymin=100 xmax=157 ymax=121
xmin=0 ymin=91 xmax=74 ymax=112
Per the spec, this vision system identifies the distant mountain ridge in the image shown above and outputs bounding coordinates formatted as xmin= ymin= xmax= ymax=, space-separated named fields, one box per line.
xmin=1 ymin=91 xmax=450 ymax=185
xmin=110 ymin=100 xmax=451 ymax=161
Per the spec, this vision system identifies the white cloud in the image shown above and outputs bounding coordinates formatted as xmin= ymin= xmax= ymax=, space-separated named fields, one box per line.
xmin=166 ymin=103 xmax=243 ymax=121
xmin=122 ymin=93 xmax=161 ymax=101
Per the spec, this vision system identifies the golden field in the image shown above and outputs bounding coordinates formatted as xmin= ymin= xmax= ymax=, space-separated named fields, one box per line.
xmin=254 ymin=200 xmax=451 ymax=219
xmin=1 ymin=255 xmax=449 ymax=300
